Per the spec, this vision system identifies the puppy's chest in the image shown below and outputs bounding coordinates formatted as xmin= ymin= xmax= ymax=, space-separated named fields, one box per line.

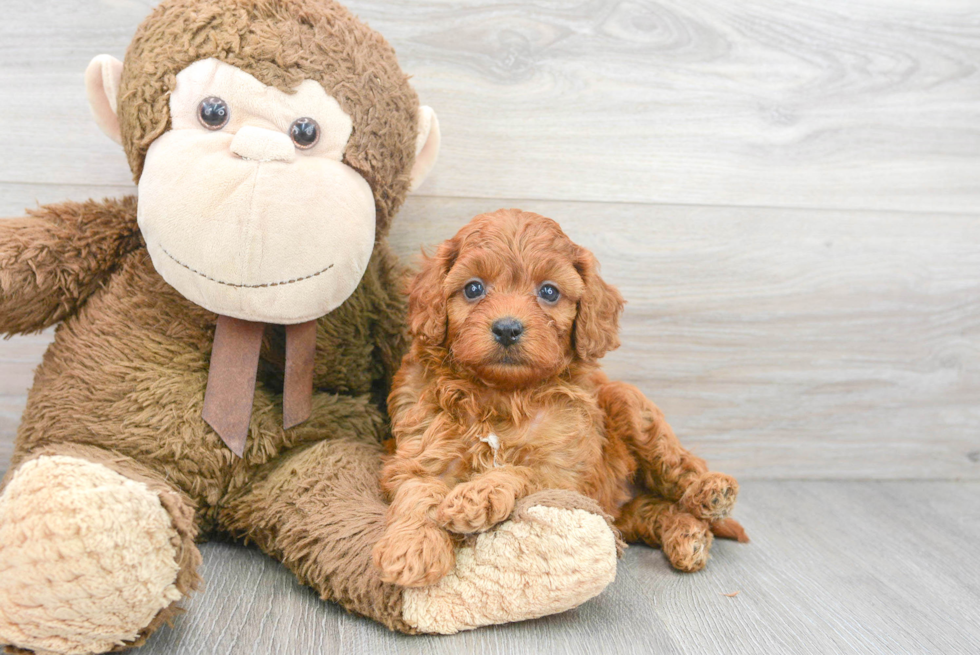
xmin=459 ymin=402 xmax=601 ymax=477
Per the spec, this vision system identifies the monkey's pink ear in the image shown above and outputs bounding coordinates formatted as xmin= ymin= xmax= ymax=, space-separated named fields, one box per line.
xmin=409 ymin=106 xmax=440 ymax=192
xmin=85 ymin=55 xmax=124 ymax=145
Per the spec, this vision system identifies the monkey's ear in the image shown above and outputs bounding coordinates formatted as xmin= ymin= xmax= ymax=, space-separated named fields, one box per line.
xmin=409 ymin=106 xmax=440 ymax=192
xmin=85 ymin=55 xmax=124 ymax=145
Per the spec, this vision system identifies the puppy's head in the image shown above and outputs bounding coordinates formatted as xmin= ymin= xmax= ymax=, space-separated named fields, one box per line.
xmin=409 ymin=209 xmax=625 ymax=387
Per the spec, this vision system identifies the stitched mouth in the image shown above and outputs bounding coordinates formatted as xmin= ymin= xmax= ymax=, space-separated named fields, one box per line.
xmin=159 ymin=244 xmax=333 ymax=289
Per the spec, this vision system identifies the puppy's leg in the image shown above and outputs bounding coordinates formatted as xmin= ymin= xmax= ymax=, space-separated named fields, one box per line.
xmin=597 ymin=378 xmax=738 ymax=522
xmin=616 ymin=494 xmax=712 ymax=573
xmin=437 ymin=466 xmax=532 ymax=534
xmin=373 ymin=478 xmax=456 ymax=587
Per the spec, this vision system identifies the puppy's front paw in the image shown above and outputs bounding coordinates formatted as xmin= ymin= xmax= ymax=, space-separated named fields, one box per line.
xmin=437 ymin=479 xmax=516 ymax=534
xmin=680 ymin=472 xmax=738 ymax=522
xmin=373 ymin=522 xmax=455 ymax=587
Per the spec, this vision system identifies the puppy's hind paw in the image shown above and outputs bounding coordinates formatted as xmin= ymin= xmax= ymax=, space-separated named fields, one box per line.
xmin=681 ymin=472 xmax=739 ymax=522
xmin=661 ymin=514 xmax=713 ymax=573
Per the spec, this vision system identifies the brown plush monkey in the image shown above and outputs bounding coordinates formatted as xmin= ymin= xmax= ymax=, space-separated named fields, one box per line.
xmin=0 ymin=2 xmax=621 ymax=653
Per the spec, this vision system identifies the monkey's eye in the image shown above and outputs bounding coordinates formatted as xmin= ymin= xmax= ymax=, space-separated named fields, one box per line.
xmin=538 ymin=283 xmax=560 ymax=303
xmin=290 ymin=118 xmax=320 ymax=149
xmin=198 ymin=97 xmax=229 ymax=130
xmin=463 ymin=279 xmax=486 ymax=301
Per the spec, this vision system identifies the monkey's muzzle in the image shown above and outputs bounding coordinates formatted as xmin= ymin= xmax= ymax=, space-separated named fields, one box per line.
xmin=137 ymin=129 xmax=376 ymax=325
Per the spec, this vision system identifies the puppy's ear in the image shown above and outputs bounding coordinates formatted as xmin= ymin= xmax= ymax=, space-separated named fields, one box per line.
xmin=573 ymin=247 xmax=625 ymax=362
xmin=408 ymin=237 xmax=460 ymax=345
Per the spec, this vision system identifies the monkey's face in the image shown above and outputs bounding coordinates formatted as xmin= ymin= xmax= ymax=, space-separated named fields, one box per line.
xmin=87 ymin=27 xmax=440 ymax=323
xmin=135 ymin=59 xmax=375 ymax=324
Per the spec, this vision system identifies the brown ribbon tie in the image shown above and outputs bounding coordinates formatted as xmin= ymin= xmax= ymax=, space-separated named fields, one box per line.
xmin=202 ymin=315 xmax=317 ymax=457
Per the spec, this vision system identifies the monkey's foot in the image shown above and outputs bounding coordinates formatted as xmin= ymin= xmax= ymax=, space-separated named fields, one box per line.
xmin=0 ymin=456 xmax=194 ymax=654
xmin=401 ymin=490 xmax=620 ymax=634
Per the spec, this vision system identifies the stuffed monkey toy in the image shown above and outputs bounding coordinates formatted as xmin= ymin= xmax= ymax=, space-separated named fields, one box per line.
xmin=0 ymin=2 xmax=622 ymax=653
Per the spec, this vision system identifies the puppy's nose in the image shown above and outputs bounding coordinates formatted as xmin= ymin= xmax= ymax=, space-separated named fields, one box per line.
xmin=492 ymin=317 xmax=523 ymax=347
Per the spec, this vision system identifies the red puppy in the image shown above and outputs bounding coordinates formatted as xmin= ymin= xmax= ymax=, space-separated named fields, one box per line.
xmin=374 ymin=209 xmax=746 ymax=587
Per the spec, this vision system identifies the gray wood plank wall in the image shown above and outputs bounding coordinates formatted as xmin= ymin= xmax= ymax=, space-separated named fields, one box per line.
xmin=1 ymin=0 xmax=978 ymax=481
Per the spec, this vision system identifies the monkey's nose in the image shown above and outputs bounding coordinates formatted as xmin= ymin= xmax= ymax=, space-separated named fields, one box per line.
xmin=492 ymin=318 xmax=524 ymax=347
xmin=230 ymin=126 xmax=296 ymax=163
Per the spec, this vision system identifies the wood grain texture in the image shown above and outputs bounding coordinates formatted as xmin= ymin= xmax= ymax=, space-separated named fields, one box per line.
xmin=1 ymin=1 xmax=979 ymax=212
xmin=2 ymin=190 xmax=978 ymax=481
xmin=47 ymin=481 xmax=975 ymax=655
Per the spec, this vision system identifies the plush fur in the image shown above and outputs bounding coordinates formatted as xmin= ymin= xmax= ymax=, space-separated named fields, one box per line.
xmin=0 ymin=3 xmax=623 ymax=652
xmin=0 ymin=456 xmax=186 ymax=655
xmin=374 ymin=209 xmax=748 ymax=587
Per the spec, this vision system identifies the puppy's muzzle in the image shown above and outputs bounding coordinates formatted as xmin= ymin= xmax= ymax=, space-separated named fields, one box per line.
xmin=492 ymin=317 xmax=523 ymax=347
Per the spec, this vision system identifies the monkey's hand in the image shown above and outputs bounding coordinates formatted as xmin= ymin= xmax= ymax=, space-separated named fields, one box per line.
xmin=0 ymin=196 xmax=141 ymax=334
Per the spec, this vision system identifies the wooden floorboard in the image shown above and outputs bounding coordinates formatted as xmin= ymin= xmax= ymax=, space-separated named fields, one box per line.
xmin=3 ymin=189 xmax=978 ymax=480
xmin=103 ymin=481 xmax=980 ymax=655
xmin=0 ymin=1 xmax=978 ymax=212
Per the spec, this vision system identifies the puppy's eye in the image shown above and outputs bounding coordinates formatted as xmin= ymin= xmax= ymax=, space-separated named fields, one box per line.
xmin=538 ymin=283 xmax=560 ymax=303
xmin=198 ymin=97 xmax=230 ymax=130
xmin=463 ymin=279 xmax=486 ymax=300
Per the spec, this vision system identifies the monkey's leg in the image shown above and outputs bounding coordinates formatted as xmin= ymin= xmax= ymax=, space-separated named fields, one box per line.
xmin=616 ymin=494 xmax=714 ymax=573
xmin=219 ymin=441 xmax=620 ymax=634
xmin=597 ymin=379 xmax=739 ymax=522
xmin=219 ymin=438 xmax=411 ymax=630
xmin=0 ymin=444 xmax=201 ymax=655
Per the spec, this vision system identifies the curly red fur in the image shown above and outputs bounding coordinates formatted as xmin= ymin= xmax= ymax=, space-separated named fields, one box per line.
xmin=373 ymin=209 xmax=746 ymax=585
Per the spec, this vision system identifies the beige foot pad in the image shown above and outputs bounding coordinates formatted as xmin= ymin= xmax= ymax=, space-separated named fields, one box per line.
xmin=402 ymin=494 xmax=619 ymax=634
xmin=0 ymin=456 xmax=183 ymax=655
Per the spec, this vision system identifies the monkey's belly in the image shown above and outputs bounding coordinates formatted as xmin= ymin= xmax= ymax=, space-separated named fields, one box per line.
xmin=10 ymin=250 xmax=382 ymax=515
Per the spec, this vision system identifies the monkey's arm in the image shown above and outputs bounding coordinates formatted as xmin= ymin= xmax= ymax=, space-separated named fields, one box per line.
xmin=0 ymin=196 xmax=141 ymax=334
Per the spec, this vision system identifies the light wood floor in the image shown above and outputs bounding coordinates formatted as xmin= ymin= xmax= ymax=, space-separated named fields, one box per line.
xmin=39 ymin=482 xmax=980 ymax=655
xmin=1 ymin=0 xmax=979 ymax=653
